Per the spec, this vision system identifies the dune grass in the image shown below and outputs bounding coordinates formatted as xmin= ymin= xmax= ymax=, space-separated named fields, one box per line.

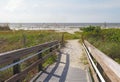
xmin=64 ymin=31 xmax=81 ymax=40
xmin=81 ymin=26 xmax=120 ymax=64
xmin=0 ymin=30 xmax=81 ymax=53
xmin=0 ymin=30 xmax=62 ymax=53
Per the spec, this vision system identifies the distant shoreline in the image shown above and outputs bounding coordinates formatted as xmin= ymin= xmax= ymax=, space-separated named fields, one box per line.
xmin=1 ymin=23 xmax=120 ymax=28
xmin=1 ymin=23 xmax=120 ymax=31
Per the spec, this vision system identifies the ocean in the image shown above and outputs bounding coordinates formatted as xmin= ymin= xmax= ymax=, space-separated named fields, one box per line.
xmin=0 ymin=23 xmax=120 ymax=30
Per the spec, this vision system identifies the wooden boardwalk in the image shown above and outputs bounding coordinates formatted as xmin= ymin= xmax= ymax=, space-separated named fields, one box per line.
xmin=31 ymin=40 xmax=88 ymax=82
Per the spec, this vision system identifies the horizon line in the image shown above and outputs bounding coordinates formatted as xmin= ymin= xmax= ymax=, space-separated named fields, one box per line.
xmin=0 ymin=22 xmax=120 ymax=23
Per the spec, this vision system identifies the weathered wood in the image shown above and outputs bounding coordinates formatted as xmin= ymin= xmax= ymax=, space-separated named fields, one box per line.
xmin=38 ymin=50 xmax=43 ymax=71
xmin=61 ymin=33 xmax=64 ymax=46
xmin=0 ymin=41 xmax=58 ymax=64
xmin=84 ymin=40 xmax=120 ymax=82
xmin=83 ymin=47 xmax=99 ymax=82
xmin=22 ymin=33 xmax=26 ymax=48
xmin=13 ymin=58 xmax=21 ymax=82
xmin=13 ymin=58 xmax=21 ymax=75
xmin=5 ymin=49 xmax=57 ymax=82
xmin=1 ymin=40 xmax=59 ymax=82
xmin=49 ymin=47 xmax=53 ymax=52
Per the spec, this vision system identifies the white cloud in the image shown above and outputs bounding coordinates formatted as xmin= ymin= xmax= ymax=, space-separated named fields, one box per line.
xmin=0 ymin=0 xmax=120 ymax=22
xmin=5 ymin=0 xmax=24 ymax=12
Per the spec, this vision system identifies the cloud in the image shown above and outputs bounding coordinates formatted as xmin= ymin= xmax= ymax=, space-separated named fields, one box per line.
xmin=5 ymin=0 xmax=24 ymax=12
xmin=0 ymin=0 xmax=120 ymax=22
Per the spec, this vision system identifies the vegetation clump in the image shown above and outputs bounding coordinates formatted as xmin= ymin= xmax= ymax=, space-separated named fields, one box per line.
xmin=81 ymin=26 xmax=120 ymax=64
xmin=0 ymin=24 xmax=10 ymax=31
xmin=0 ymin=30 xmax=62 ymax=53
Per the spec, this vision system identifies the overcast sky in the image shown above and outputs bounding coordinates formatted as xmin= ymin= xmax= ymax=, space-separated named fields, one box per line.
xmin=0 ymin=0 xmax=120 ymax=23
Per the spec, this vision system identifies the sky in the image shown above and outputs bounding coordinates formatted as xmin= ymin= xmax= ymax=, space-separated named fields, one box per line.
xmin=0 ymin=0 xmax=120 ymax=23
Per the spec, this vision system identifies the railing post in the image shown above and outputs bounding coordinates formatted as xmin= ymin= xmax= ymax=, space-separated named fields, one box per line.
xmin=38 ymin=50 xmax=43 ymax=71
xmin=50 ymin=47 xmax=53 ymax=52
xmin=56 ymin=42 xmax=61 ymax=52
xmin=22 ymin=32 xmax=26 ymax=48
xmin=56 ymin=43 xmax=60 ymax=50
xmin=13 ymin=59 xmax=20 ymax=74
xmin=55 ymin=44 xmax=58 ymax=49
xmin=13 ymin=58 xmax=21 ymax=82
xmin=61 ymin=33 xmax=64 ymax=46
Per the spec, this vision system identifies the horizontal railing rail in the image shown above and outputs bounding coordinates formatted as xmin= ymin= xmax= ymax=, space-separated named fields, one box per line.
xmin=0 ymin=40 xmax=61 ymax=82
xmin=83 ymin=43 xmax=105 ymax=82
xmin=83 ymin=40 xmax=120 ymax=82
xmin=0 ymin=41 xmax=58 ymax=64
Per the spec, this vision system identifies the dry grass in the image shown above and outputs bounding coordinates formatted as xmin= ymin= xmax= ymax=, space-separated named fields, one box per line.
xmin=0 ymin=30 xmax=62 ymax=53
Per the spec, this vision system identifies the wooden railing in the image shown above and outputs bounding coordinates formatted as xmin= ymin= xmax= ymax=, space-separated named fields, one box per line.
xmin=83 ymin=40 xmax=120 ymax=82
xmin=0 ymin=40 xmax=61 ymax=82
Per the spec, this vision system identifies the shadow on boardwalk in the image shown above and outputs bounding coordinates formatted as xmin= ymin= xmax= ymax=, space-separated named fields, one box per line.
xmin=31 ymin=40 xmax=88 ymax=82
xmin=32 ymin=51 xmax=70 ymax=82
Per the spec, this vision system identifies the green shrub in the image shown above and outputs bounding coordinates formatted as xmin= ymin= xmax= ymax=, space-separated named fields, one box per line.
xmin=81 ymin=26 xmax=120 ymax=64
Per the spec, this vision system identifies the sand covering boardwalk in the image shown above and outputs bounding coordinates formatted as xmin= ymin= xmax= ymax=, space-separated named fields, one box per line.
xmin=31 ymin=40 xmax=88 ymax=82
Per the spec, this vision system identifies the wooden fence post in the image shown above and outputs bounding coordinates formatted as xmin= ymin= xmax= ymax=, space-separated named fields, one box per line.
xmin=38 ymin=50 xmax=43 ymax=71
xmin=13 ymin=58 xmax=21 ymax=82
xmin=22 ymin=32 xmax=26 ymax=48
xmin=61 ymin=33 xmax=64 ymax=46
xmin=50 ymin=47 xmax=53 ymax=52
xmin=55 ymin=44 xmax=58 ymax=49
xmin=13 ymin=59 xmax=20 ymax=74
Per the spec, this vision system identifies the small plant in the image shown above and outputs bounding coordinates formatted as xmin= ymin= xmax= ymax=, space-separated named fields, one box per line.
xmin=80 ymin=51 xmax=88 ymax=65
xmin=0 ymin=24 xmax=10 ymax=31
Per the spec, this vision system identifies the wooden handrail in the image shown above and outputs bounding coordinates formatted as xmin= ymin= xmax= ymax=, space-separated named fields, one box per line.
xmin=0 ymin=40 xmax=60 ymax=82
xmin=0 ymin=41 xmax=58 ymax=64
xmin=5 ymin=50 xmax=56 ymax=82
xmin=83 ymin=43 xmax=105 ymax=82
xmin=84 ymin=40 xmax=120 ymax=82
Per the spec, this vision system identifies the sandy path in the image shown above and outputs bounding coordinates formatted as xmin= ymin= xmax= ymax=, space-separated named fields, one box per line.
xmin=61 ymin=40 xmax=86 ymax=69
xmin=32 ymin=39 xmax=88 ymax=82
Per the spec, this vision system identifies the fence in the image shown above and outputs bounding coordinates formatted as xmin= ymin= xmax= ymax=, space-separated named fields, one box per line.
xmin=83 ymin=40 xmax=120 ymax=82
xmin=0 ymin=40 xmax=61 ymax=82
